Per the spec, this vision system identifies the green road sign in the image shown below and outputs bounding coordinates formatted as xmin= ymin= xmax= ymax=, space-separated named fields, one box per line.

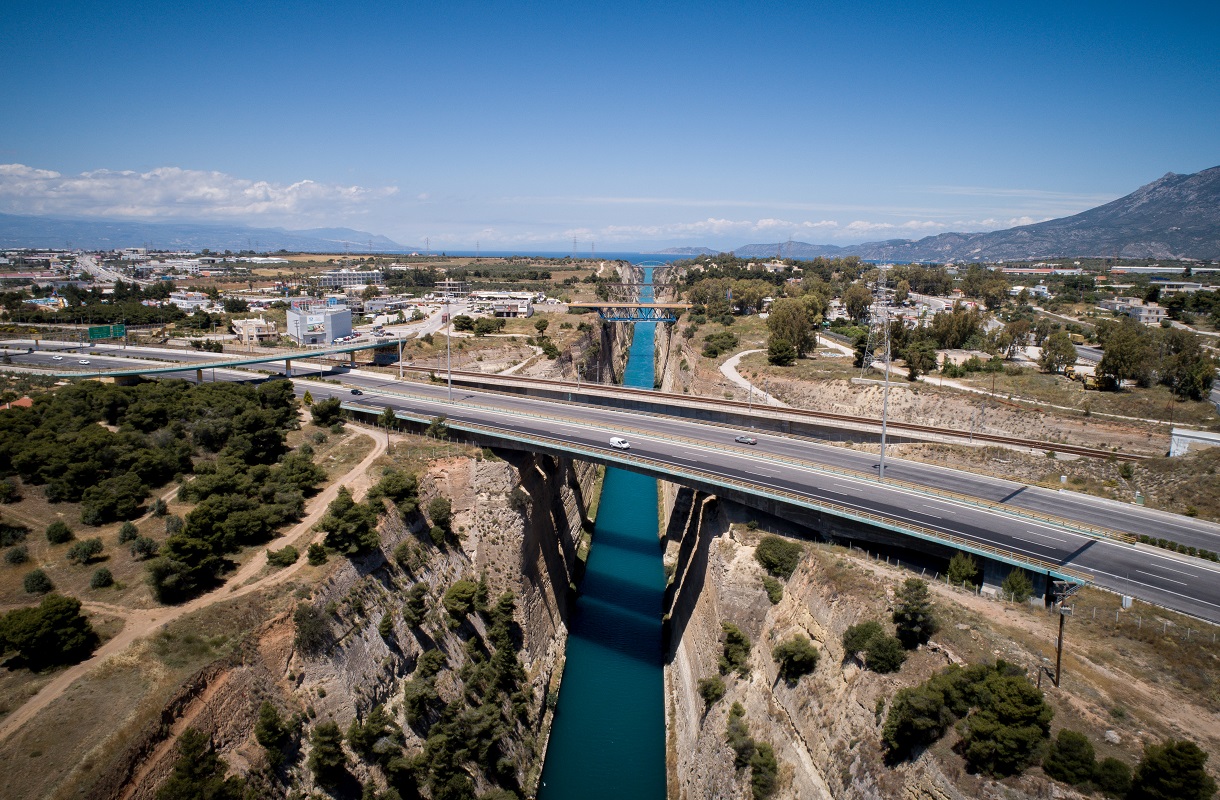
xmin=87 ymin=324 xmax=127 ymax=340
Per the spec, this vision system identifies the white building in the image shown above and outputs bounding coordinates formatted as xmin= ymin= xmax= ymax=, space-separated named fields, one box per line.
xmin=468 ymin=290 xmax=534 ymax=318
xmin=315 ymin=269 xmax=384 ymax=289
xmin=168 ymin=290 xmax=210 ymax=311
xmin=231 ymin=316 xmax=279 ymax=344
xmin=286 ymin=304 xmax=353 ymax=345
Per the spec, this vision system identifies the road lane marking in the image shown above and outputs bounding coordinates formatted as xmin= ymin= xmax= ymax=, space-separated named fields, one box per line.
xmin=1136 ymin=570 xmax=1187 ymax=586
xmin=924 ymin=504 xmax=954 ymax=514
xmin=1024 ymin=529 xmax=1068 ymax=543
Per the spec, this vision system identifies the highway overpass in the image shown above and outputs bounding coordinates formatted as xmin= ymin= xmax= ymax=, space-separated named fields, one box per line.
xmin=5 ymin=344 xmax=1220 ymax=623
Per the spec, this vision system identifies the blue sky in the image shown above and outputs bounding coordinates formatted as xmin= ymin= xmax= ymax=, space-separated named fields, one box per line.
xmin=1 ymin=0 xmax=1217 ymax=250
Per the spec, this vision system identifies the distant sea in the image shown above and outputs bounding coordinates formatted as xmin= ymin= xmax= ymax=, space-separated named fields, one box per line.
xmin=424 ymin=251 xmax=688 ymax=264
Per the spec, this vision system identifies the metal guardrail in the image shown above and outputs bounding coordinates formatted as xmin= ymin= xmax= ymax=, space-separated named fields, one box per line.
xmin=340 ymin=381 xmax=1136 ymax=547
xmin=396 ymin=365 xmax=1150 ymax=461
xmin=341 ymin=400 xmax=1094 ymax=585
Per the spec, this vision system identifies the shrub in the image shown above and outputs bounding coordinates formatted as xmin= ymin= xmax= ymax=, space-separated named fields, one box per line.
xmin=767 ymin=338 xmax=797 ymax=366
xmin=5 ymin=544 xmax=29 ymax=564
xmin=90 ymin=567 xmax=114 ymax=589
xmin=310 ymin=397 xmax=343 ymax=426
xmin=443 ymin=579 xmax=479 ymax=617
xmin=719 ymin=621 xmax=752 ymax=675
xmin=842 ymin=620 xmax=885 ymax=658
xmin=429 ymin=525 xmax=446 ymax=547
xmin=698 ymin=675 xmax=726 ymax=707
xmin=947 ymin=552 xmax=979 ymax=586
xmin=772 ymin=635 xmax=819 ymax=681
xmin=1129 ymin=739 xmax=1216 ymax=800
xmin=23 ymin=568 xmax=53 ymax=594
xmin=1002 ymin=569 xmax=1035 ymax=603
xmin=316 ymin=486 xmax=378 ymax=555
xmin=0 ymin=478 xmax=21 ymax=504
xmin=754 ymin=535 xmax=802 ymax=579
xmin=0 ymin=593 xmax=98 ymax=668
xmin=151 ymin=498 xmax=168 ymax=517
xmin=118 ymin=521 xmax=139 ymax=543
xmin=1095 ymin=757 xmax=1133 ymax=797
xmin=165 ymin=514 xmax=184 ymax=535
xmin=762 ymin=576 xmax=783 ymax=604
xmin=255 ymin=701 xmax=290 ymax=768
xmin=403 ymin=583 xmax=428 ymax=627
xmin=307 ymin=542 xmax=327 ymax=566
xmin=750 ymin=741 xmax=779 ymax=799
xmin=266 ymin=545 xmax=299 ymax=568
xmin=130 ymin=536 xmax=160 ymax=560
xmin=156 ymin=728 xmax=245 ymax=800
xmin=726 ymin=702 xmax=755 ymax=769
xmin=46 ymin=521 xmax=74 ymax=544
xmin=0 ymin=517 xmax=29 ymax=546
xmin=308 ymin=721 xmax=349 ymax=788
xmin=865 ymin=634 xmax=907 ymax=673
xmin=893 ymin=578 xmax=938 ymax=648
xmin=701 ymin=330 xmax=739 ymax=358
xmin=427 ymin=496 xmax=452 ymax=529
xmin=293 ymin=604 xmax=328 ymax=654
xmin=67 ymin=537 xmax=104 ymax=564
xmin=1043 ymin=729 xmax=1096 ymax=786
xmin=958 ymin=671 xmax=1053 ymax=776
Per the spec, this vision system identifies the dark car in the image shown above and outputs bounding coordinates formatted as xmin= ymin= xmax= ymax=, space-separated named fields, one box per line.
xmin=734 ymin=435 xmax=757 ymax=445
xmin=350 ymin=388 xmax=363 ymax=395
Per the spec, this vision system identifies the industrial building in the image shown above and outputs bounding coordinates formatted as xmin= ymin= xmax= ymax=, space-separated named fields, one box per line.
xmin=286 ymin=303 xmax=353 ymax=345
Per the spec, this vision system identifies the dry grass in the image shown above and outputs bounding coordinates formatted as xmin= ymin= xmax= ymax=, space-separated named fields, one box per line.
xmin=0 ymin=588 xmax=287 ymax=800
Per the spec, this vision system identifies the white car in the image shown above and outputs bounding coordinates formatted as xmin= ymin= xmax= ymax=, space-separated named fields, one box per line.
xmin=78 ymin=359 xmax=90 ymax=365
xmin=52 ymin=355 xmax=64 ymax=361
xmin=609 ymin=437 xmax=630 ymax=450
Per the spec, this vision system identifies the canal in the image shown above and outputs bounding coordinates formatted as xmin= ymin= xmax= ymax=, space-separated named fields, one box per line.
xmin=537 ymin=269 xmax=667 ymax=799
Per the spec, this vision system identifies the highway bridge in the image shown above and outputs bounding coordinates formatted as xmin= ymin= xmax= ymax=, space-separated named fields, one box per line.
xmin=4 ymin=342 xmax=1220 ymax=623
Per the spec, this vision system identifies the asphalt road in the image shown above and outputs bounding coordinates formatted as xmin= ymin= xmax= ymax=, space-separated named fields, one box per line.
xmin=302 ymin=374 xmax=1220 ymax=623
xmin=7 ymin=344 xmax=1220 ymax=621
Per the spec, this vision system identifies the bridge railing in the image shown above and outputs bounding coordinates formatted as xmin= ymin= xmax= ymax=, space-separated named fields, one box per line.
xmin=356 ymin=383 xmax=1135 ymax=547
xmin=341 ymin=400 xmax=1094 ymax=585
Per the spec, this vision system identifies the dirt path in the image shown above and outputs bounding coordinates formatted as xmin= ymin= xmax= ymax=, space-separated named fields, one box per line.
xmin=719 ymin=350 xmax=788 ymax=406
xmin=0 ymin=427 xmax=388 ymax=744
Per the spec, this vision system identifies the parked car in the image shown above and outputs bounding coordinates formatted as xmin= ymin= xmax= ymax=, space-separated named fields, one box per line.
xmin=734 ymin=435 xmax=757 ymax=445
xmin=609 ymin=436 xmax=630 ymax=450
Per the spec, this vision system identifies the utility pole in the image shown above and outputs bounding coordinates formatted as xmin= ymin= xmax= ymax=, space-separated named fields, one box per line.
xmin=1051 ymin=579 xmax=1082 ymax=687
xmin=446 ymin=296 xmax=452 ymax=402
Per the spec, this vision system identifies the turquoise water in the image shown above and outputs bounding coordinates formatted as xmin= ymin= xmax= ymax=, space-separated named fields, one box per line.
xmin=537 ymin=272 xmax=666 ymax=799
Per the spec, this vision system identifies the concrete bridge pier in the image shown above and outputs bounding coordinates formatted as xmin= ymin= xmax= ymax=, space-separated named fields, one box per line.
xmin=284 ymin=359 xmax=292 ymax=377
xmin=195 ymin=368 xmax=203 ymax=384
xmin=349 ymin=351 xmax=356 ymax=366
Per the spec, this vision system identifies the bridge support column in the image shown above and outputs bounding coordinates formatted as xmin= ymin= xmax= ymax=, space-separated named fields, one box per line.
xmin=284 ymin=359 xmax=292 ymax=377
xmin=196 ymin=368 xmax=203 ymax=384
xmin=349 ymin=351 xmax=356 ymax=366
xmin=398 ymin=340 xmax=404 ymax=380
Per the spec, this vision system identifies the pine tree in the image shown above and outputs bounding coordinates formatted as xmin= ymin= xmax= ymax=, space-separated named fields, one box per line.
xmin=893 ymin=578 xmax=938 ymax=648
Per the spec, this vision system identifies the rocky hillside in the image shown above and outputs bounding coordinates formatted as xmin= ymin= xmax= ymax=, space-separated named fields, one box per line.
xmin=92 ymin=448 xmax=599 ymax=799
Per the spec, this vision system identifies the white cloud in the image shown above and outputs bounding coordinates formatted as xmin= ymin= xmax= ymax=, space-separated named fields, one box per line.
xmin=0 ymin=163 xmax=398 ymax=224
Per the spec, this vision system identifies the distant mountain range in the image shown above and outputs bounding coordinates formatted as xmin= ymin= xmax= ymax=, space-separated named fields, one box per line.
xmin=0 ymin=214 xmax=409 ymax=252
xmin=731 ymin=165 xmax=1220 ymax=262
xmin=657 ymin=246 xmax=720 ymax=256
